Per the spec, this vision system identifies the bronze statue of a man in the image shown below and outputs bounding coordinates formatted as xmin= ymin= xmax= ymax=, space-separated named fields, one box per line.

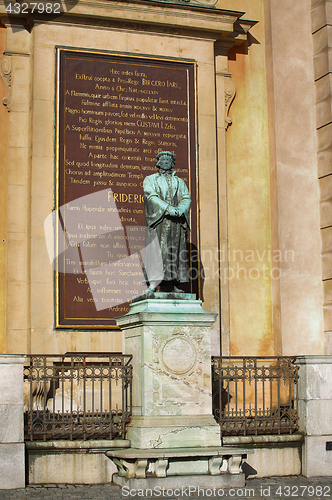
xmin=142 ymin=151 xmax=191 ymax=292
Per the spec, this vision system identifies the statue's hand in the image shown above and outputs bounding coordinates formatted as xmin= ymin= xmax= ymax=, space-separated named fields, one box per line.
xmin=176 ymin=208 xmax=186 ymax=217
xmin=166 ymin=205 xmax=177 ymax=217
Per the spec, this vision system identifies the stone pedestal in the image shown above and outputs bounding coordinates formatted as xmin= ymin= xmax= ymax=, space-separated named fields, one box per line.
xmin=0 ymin=355 xmax=25 ymax=489
xmin=116 ymin=293 xmax=220 ymax=449
xmin=112 ymin=294 xmax=251 ymax=486
xmin=295 ymin=355 xmax=332 ymax=477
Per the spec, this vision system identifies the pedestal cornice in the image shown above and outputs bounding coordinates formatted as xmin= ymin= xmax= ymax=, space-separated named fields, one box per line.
xmin=116 ymin=297 xmax=218 ymax=329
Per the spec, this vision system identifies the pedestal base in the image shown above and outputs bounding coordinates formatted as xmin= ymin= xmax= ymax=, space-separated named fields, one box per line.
xmin=107 ymin=446 xmax=251 ymax=488
xmin=113 ymin=473 xmax=245 ymax=489
xmin=127 ymin=415 xmax=221 ymax=449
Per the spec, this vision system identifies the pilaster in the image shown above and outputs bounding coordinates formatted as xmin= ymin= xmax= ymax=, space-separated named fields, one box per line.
xmin=214 ymin=46 xmax=235 ymax=355
xmin=1 ymin=25 xmax=31 ymax=354
xmin=312 ymin=0 xmax=332 ymax=353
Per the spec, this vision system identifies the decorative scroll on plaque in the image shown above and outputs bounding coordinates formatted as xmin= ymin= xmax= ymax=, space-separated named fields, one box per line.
xmin=55 ymin=49 xmax=197 ymax=329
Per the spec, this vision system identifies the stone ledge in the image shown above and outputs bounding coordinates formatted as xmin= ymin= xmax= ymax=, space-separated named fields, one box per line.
xmin=26 ymin=439 xmax=131 ymax=454
xmin=223 ymin=433 xmax=303 ymax=448
xmin=0 ymin=355 xmax=25 ymax=364
xmin=295 ymin=355 xmax=332 ymax=365
xmin=106 ymin=446 xmax=253 ymax=459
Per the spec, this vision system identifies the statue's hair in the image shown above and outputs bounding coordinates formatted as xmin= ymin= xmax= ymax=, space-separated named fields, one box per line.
xmin=156 ymin=151 xmax=176 ymax=163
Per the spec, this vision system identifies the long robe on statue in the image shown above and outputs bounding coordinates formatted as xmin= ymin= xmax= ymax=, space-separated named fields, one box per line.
xmin=143 ymin=170 xmax=191 ymax=284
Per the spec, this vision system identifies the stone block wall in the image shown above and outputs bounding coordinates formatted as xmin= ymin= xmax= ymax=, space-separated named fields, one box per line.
xmin=296 ymin=355 xmax=332 ymax=477
xmin=312 ymin=0 xmax=332 ymax=353
xmin=0 ymin=355 xmax=25 ymax=489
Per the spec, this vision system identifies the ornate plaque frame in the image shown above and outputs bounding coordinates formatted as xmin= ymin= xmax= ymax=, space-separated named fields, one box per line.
xmin=55 ymin=48 xmax=199 ymax=329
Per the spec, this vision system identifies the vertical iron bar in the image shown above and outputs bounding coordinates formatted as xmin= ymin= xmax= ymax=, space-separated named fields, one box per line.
xmin=129 ymin=361 xmax=133 ymax=433
xmin=43 ymin=357 xmax=47 ymax=441
xmin=122 ymin=359 xmax=130 ymax=438
xmin=254 ymin=359 xmax=258 ymax=435
xmin=270 ymin=361 xmax=273 ymax=431
xmin=100 ymin=364 xmax=103 ymax=416
xmin=109 ymin=356 xmax=112 ymax=439
xmin=277 ymin=359 xmax=281 ymax=435
xmin=122 ymin=359 xmax=125 ymax=440
xmin=294 ymin=365 xmax=299 ymax=432
xmin=70 ymin=357 xmax=73 ymax=441
xmin=227 ymin=362 xmax=231 ymax=433
xmin=235 ymin=361 xmax=238 ymax=417
xmin=92 ymin=369 xmax=95 ymax=415
xmin=29 ymin=360 xmax=33 ymax=441
xmin=243 ymin=358 xmax=246 ymax=436
xmin=218 ymin=359 xmax=222 ymax=426
xmin=61 ymin=359 xmax=65 ymax=432
xmin=52 ymin=365 xmax=55 ymax=438
xmin=262 ymin=364 xmax=265 ymax=423
xmin=122 ymin=364 xmax=126 ymax=439
xmin=53 ymin=367 xmax=56 ymax=415
xmin=288 ymin=363 xmax=292 ymax=433
xmin=83 ymin=358 xmax=86 ymax=441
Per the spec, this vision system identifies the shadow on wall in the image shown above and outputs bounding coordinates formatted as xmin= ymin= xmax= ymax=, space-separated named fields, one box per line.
xmin=228 ymin=33 xmax=260 ymax=61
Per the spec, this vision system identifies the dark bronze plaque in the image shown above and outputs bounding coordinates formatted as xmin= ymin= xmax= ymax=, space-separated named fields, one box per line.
xmin=55 ymin=49 xmax=197 ymax=329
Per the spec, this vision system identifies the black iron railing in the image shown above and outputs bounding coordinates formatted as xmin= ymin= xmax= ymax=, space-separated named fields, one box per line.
xmin=24 ymin=353 xmax=132 ymax=441
xmin=212 ymin=356 xmax=299 ymax=436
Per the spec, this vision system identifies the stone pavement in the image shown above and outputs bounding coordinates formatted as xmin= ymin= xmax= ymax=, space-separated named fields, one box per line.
xmin=0 ymin=477 xmax=332 ymax=500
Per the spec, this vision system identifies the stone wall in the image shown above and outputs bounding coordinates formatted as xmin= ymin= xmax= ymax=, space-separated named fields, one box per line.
xmin=0 ymin=2 xmax=253 ymax=356
xmin=0 ymin=355 xmax=25 ymax=489
xmin=312 ymin=0 xmax=332 ymax=354
xmin=0 ymin=0 xmax=327 ymax=357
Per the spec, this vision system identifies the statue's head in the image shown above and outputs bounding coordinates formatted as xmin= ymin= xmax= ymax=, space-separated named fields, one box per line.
xmin=156 ymin=151 xmax=176 ymax=171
